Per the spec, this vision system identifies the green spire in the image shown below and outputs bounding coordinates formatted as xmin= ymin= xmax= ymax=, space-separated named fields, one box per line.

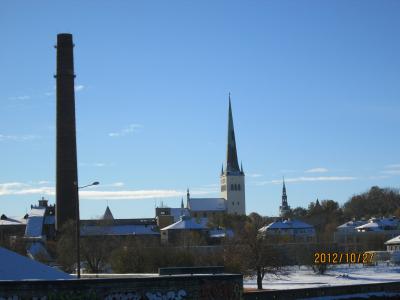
xmin=226 ymin=94 xmax=240 ymax=173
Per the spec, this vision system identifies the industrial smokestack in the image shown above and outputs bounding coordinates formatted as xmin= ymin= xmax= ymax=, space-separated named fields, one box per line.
xmin=55 ymin=33 xmax=79 ymax=231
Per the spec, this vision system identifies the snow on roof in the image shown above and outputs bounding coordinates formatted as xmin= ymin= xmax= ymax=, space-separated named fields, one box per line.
xmin=385 ymin=235 xmax=400 ymax=245
xmin=259 ymin=219 xmax=314 ymax=232
xmin=0 ymin=216 xmax=27 ymax=226
xmin=161 ymin=216 xmax=208 ymax=231
xmin=337 ymin=220 xmax=368 ymax=229
xmin=260 ymin=221 xmax=291 ymax=231
xmin=356 ymin=218 xmax=398 ymax=231
xmin=25 ymin=208 xmax=46 ymax=238
xmin=0 ymin=246 xmax=72 ymax=281
xmin=356 ymin=222 xmax=381 ymax=230
xmin=188 ymin=198 xmax=226 ymax=212
xmin=81 ymin=224 xmax=160 ymax=236
xmin=209 ymin=228 xmax=234 ymax=238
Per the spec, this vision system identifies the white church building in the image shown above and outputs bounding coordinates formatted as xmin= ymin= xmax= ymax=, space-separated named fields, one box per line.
xmin=156 ymin=96 xmax=246 ymax=225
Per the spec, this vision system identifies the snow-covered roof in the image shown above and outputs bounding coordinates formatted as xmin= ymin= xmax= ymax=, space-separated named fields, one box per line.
xmin=188 ymin=198 xmax=226 ymax=212
xmin=260 ymin=221 xmax=291 ymax=231
xmin=259 ymin=219 xmax=314 ymax=232
xmin=385 ymin=235 xmax=400 ymax=245
xmin=0 ymin=215 xmax=27 ymax=226
xmin=0 ymin=246 xmax=72 ymax=281
xmin=81 ymin=225 xmax=160 ymax=236
xmin=356 ymin=222 xmax=381 ymax=231
xmin=337 ymin=220 xmax=368 ymax=229
xmin=356 ymin=217 xmax=399 ymax=231
xmin=25 ymin=208 xmax=46 ymax=238
xmin=161 ymin=216 xmax=208 ymax=231
xmin=209 ymin=228 xmax=234 ymax=238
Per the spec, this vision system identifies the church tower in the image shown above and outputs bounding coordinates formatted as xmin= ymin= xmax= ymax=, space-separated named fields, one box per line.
xmin=279 ymin=178 xmax=291 ymax=217
xmin=220 ymin=95 xmax=246 ymax=215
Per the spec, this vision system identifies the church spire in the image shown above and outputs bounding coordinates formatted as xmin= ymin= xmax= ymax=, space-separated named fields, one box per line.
xmin=226 ymin=94 xmax=240 ymax=173
xmin=282 ymin=177 xmax=288 ymax=206
xmin=279 ymin=177 xmax=290 ymax=217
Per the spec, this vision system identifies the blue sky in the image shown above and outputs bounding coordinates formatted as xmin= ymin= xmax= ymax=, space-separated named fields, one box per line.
xmin=1 ymin=1 xmax=400 ymax=219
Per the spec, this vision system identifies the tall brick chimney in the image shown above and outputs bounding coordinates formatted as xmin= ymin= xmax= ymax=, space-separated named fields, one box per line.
xmin=55 ymin=33 xmax=79 ymax=231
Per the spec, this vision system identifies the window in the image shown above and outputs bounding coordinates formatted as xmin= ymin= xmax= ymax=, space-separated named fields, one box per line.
xmin=238 ymin=184 xmax=241 ymax=191
xmin=231 ymin=184 xmax=234 ymax=191
xmin=237 ymin=202 xmax=239 ymax=205
xmin=232 ymin=202 xmax=234 ymax=206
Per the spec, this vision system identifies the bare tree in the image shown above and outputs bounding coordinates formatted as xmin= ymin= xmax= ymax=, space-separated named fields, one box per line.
xmin=225 ymin=213 xmax=283 ymax=290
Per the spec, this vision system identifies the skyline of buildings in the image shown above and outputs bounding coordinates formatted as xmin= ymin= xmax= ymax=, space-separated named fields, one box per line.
xmin=1 ymin=2 xmax=400 ymax=219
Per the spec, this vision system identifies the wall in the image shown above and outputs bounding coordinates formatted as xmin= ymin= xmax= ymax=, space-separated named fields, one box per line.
xmin=0 ymin=274 xmax=242 ymax=300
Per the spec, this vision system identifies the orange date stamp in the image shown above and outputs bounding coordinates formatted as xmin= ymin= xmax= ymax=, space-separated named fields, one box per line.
xmin=314 ymin=252 xmax=374 ymax=264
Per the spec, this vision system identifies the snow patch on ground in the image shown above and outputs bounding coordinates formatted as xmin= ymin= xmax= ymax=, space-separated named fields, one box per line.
xmin=244 ymin=264 xmax=400 ymax=290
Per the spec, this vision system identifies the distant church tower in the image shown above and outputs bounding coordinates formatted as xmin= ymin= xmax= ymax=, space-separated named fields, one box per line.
xmin=279 ymin=178 xmax=291 ymax=217
xmin=220 ymin=95 xmax=246 ymax=215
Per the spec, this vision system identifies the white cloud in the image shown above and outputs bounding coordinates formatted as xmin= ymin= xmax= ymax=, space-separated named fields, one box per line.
xmin=381 ymin=170 xmax=400 ymax=175
xmin=0 ymin=181 xmax=216 ymax=201
xmin=0 ymin=134 xmax=39 ymax=142
xmin=109 ymin=124 xmax=143 ymax=137
xmin=280 ymin=169 xmax=298 ymax=173
xmin=305 ymin=168 xmax=329 ymax=173
xmin=80 ymin=190 xmax=182 ymax=200
xmin=256 ymin=176 xmax=356 ymax=186
xmin=79 ymin=162 xmax=112 ymax=168
xmin=247 ymin=173 xmax=263 ymax=178
xmin=38 ymin=181 xmax=51 ymax=185
xmin=8 ymin=95 xmax=30 ymax=101
xmin=93 ymin=163 xmax=105 ymax=167
xmin=385 ymin=164 xmax=400 ymax=169
xmin=0 ymin=182 xmax=53 ymax=196
xmin=201 ymin=184 xmax=219 ymax=188
xmin=74 ymin=85 xmax=85 ymax=92
xmin=368 ymin=175 xmax=390 ymax=180
xmin=377 ymin=164 xmax=400 ymax=176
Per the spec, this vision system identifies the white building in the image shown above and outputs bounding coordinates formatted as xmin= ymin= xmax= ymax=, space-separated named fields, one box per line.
xmin=385 ymin=235 xmax=400 ymax=252
xmin=355 ymin=217 xmax=398 ymax=232
xmin=259 ymin=219 xmax=316 ymax=243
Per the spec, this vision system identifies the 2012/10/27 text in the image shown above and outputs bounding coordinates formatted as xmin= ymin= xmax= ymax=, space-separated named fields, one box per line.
xmin=314 ymin=252 xmax=374 ymax=264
